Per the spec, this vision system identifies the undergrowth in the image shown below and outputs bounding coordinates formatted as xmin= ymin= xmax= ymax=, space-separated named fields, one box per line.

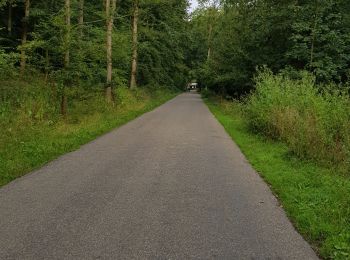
xmin=206 ymin=97 xmax=350 ymax=259
xmin=0 ymin=76 xmax=178 ymax=186
xmin=247 ymin=70 xmax=350 ymax=173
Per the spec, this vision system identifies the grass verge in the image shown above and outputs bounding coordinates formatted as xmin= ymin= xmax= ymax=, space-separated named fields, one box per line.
xmin=205 ymin=97 xmax=350 ymax=259
xmin=0 ymin=81 xmax=178 ymax=187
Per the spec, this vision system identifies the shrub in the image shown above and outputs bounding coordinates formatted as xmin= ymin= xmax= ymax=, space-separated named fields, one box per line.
xmin=246 ymin=69 xmax=350 ymax=170
xmin=0 ymin=49 xmax=18 ymax=78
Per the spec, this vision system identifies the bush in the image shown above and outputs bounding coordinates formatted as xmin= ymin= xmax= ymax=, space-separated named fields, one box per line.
xmin=201 ymin=88 xmax=212 ymax=98
xmin=246 ymin=69 xmax=350 ymax=170
xmin=0 ymin=49 xmax=18 ymax=78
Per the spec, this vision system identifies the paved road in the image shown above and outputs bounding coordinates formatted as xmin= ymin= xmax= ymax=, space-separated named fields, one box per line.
xmin=0 ymin=93 xmax=317 ymax=259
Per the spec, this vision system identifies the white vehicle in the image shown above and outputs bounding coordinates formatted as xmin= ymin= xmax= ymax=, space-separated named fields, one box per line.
xmin=187 ymin=82 xmax=198 ymax=91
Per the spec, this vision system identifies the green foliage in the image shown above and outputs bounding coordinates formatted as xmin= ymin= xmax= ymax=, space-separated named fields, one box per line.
xmin=137 ymin=0 xmax=189 ymax=88
xmin=0 ymin=76 xmax=178 ymax=187
xmin=247 ymin=69 xmax=350 ymax=171
xmin=0 ymin=0 xmax=10 ymax=9
xmin=0 ymin=0 xmax=189 ymax=88
xmin=192 ymin=0 xmax=350 ymax=95
xmin=191 ymin=0 xmax=297 ymax=94
xmin=0 ymin=48 xmax=18 ymax=77
xmin=206 ymin=98 xmax=350 ymax=259
xmin=288 ymin=0 xmax=350 ymax=82
xmin=0 ymin=0 xmax=187 ymax=186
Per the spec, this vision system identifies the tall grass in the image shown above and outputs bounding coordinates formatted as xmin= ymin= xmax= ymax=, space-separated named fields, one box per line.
xmin=246 ymin=70 xmax=350 ymax=171
xmin=0 ymin=76 xmax=178 ymax=186
xmin=205 ymin=98 xmax=350 ymax=259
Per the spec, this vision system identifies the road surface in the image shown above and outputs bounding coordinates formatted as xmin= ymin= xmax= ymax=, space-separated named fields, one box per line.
xmin=0 ymin=93 xmax=317 ymax=259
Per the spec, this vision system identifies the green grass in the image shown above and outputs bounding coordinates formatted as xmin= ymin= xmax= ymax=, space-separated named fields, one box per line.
xmin=0 ymin=78 xmax=178 ymax=187
xmin=205 ymin=97 xmax=350 ymax=259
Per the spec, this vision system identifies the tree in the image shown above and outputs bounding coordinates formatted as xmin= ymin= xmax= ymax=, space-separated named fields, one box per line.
xmin=78 ymin=0 xmax=84 ymax=39
xmin=61 ymin=0 xmax=71 ymax=116
xmin=20 ymin=0 xmax=30 ymax=74
xmin=64 ymin=0 xmax=70 ymax=69
xmin=130 ymin=0 xmax=139 ymax=89
xmin=0 ymin=0 xmax=189 ymax=90
xmin=136 ymin=0 xmax=189 ymax=88
xmin=105 ymin=0 xmax=116 ymax=102
xmin=7 ymin=0 xmax=13 ymax=36
xmin=288 ymin=0 xmax=350 ymax=82
xmin=198 ymin=0 xmax=220 ymax=61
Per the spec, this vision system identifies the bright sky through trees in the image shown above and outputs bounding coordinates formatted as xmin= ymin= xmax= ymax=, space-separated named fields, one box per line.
xmin=189 ymin=0 xmax=198 ymax=12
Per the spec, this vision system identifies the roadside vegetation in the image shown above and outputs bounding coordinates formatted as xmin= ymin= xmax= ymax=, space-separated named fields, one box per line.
xmin=247 ymin=69 xmax=350 ymax=172
xmin=194 ymin=1 xmax=350 ymax=258
xmin=206 ymin=94 xmax=350 ymax=259
xmin=0 ymin=76 xmax=177 ymax=186
xmin=0 ymin=0 xmax=188 ymax=185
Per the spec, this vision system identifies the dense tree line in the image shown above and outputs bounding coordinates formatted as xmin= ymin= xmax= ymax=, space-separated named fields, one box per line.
xmin=189 ymin=0 xmax=350 ymax=96
xmin=0 ymin=0 xmax=189 ymax=113
xmin=2 ymin=0 xmax=350 ymax=100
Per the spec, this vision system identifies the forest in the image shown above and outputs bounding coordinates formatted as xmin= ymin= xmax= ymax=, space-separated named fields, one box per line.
xmin=0 ymin=0 xmax=350 ymax=259
xmin=0 ymin=0 xmax=189 ymax=183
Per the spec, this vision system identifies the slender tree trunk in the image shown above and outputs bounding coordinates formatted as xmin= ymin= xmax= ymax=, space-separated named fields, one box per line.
xmin=20 ymin=0 xmax=30 ymax=75
xmin=8 ymin=2 xmax=12 ymax=36
xmin=130 ymin=0 xmax=139 ymax=90
xmin=45 ymin=49 xmax=49 ymax=82
xmin=105 ymin=0 xmax=116 ymax=102
xmin=106 ymin=0 xmax=113 ymax=102
xmin=60 ymin=95 xmax=68 ymax=116
xmin=64 ymin=0 xmax=71 ymax=69
xmin=310 ymin=1 xmax=319 ymax=66
xmin=61 ymin=0 xmax=71 ymax=116
xmin=207 ymin=22 xmax=212 ymax=61
xmin=78 ymin=0 xmax=84 ymax=39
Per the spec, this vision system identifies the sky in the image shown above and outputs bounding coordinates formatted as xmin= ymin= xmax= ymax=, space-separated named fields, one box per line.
xmin=189 ymin=0 xmax=199 ymax=13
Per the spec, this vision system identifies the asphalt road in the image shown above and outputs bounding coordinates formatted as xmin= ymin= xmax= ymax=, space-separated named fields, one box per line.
xmin=0 ymin=93 xmax=318 ymax=259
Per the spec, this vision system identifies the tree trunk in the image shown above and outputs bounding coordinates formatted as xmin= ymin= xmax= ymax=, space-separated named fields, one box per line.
xmin=207 ymin=22 xmax=212 ymax=61
xmin=105 ymin=0 xmax=116 ymax=102
xmin=45 ymin=49 xmax=49 ymax=82
xmin=61 ymin=0 xmax=71 ymax=117
xmin=60 ymin=95 xmax=68 ymax=116
xmin=130 ymin=0 xmax=139 ymax=90
xmin=78 ymin=0 xmax=84 ymax=39
xmin=64 ymin=0 xmax=71 ymax=68
xmin=20 ymin=0 xmax=30 ymax=75
xmin=310 ymin=2 xmax=319 ymax=66
xmin=8 ymin=2 xmax=12 ymax=36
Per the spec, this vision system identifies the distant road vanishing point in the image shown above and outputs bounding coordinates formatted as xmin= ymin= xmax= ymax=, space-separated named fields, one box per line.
xmin=0 ymin=93 xmax=318 ymax=259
